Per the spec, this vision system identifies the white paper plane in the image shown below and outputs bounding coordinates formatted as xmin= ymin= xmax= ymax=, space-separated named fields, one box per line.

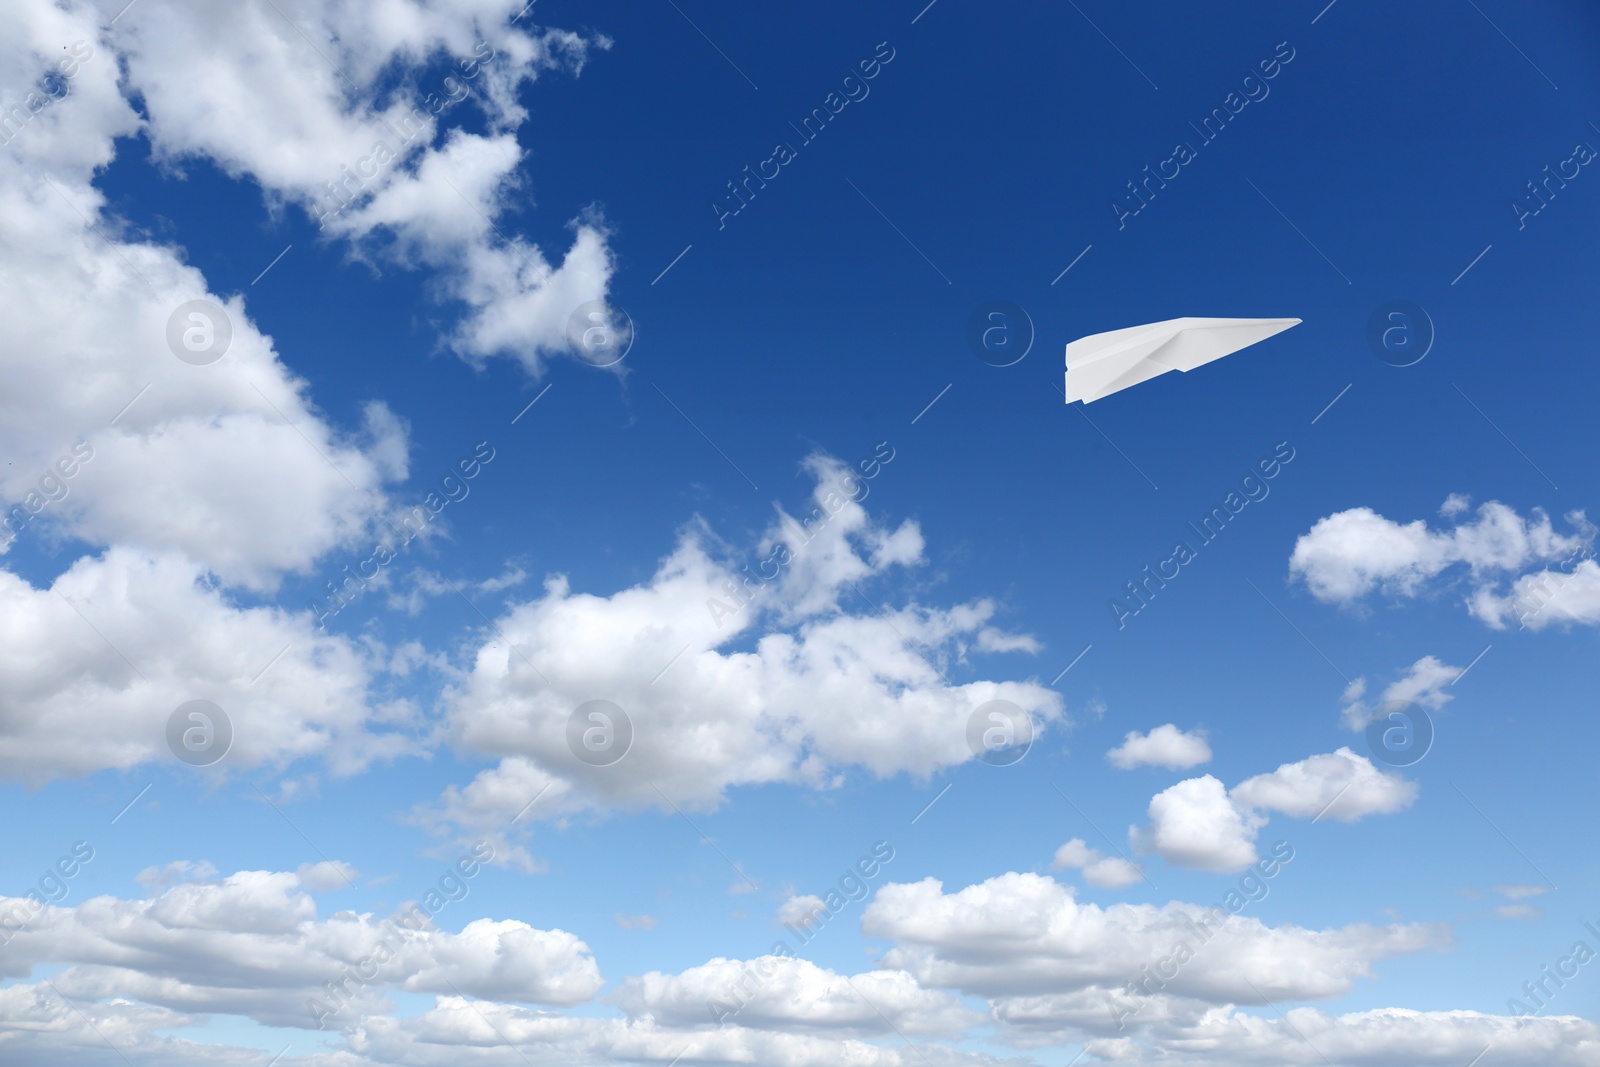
xmin=1064 ymin=317 xmax=1300 ymax=404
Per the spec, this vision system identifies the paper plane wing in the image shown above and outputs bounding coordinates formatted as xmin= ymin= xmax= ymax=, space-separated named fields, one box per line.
xmin=1064 ymin=317 xmax=1300 ymax=404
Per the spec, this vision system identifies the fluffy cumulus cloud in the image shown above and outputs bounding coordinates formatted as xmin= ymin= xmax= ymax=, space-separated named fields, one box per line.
xmin=1108 ymin=724 xmax=1212 ymax=770
xmin=297 ymin=860 xmax=361 ymax=892
xmin=2 ymin=0 xmax=610 ymax=577
xmin=1471 ymin=558 xmax=1600 ymax=631
xmin=0 ymin=0 xmax=627 ymax=786
xmin=863 ymin=872 xmax=1445 ymax=1005
xmin=1289 ymin=500 xmax=1596 ymax=629
xmin=614 ymin=956 xmax=980 ymax=1037
xmin=1231 ymin=748 xmax=1418 ymax=822
xmin=777 ymin=894 xmax=830 ymax=928
xmin=1060 ymin=1006 xmax=1600 ymax=1066
xmin=423 ymin=454 xmax=1062 ymax=859
xmin=1131 ymin=750 xmax=1416 ymax=871
xmin=1051 ymin=839 xmax=1144 ymax=889
xmin=1 ymin=69 xmax=397 ymax=586
xmin=109 ymin=0 xmax=619 ymax=372
xmin=0 ymin=992 xmax=1003 ymax=1067
xmin=363 ymin=1005 xmax=998 ymax=1067
xmin=0 ymin=865 xmax=604 ymax=1030
xmin=0 ymin=866 xmax=1005 ymax=1067
xmin=1339 ymin=655 xmax=1462 ymax=731
xmin=1133 ymin=775 xmax=1265 ymax=872
xmin=0 ymin=0 xmax=616 ymax=572
xmin=0 ymin=548 xmax=416 ymax=784
xmin=1 ymin=984 xmax=1593 ymax=1067
xmin=8 ymin=4 xmax=1583 ymax=1066
xmin=3 ymin=860 xmax=1581 ymax=1067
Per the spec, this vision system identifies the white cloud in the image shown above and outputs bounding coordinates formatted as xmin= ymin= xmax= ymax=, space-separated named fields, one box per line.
xmin=1339 ymin=656 xmax=1463 ymax=731
xmin=477 ymin=564 xmax=529 ymax=594
xmin=1289 ymin=501 xmax=1594 ymax=627
xmin=0 ymin=988 xmax=204 ymax=1067
xmin=0 ymin=948 xmax=993 ymax=1067
xmin=0 ymin=549 xmax=417 ymax=785
xmin=1108 ymin=724 xmax=1212 ymax=770
xmin=1472 ymin=558 xmax=1600 ymax=631
xmin=974 ymin=627 xmax=1042 ymax=654
xmin=1381 ymin=656 xmax=1463 ymax=709
xmin=1051 ymin=839 xmax=1144 ymax=889
xmin=0 ymin=173 xmax=401 ymax=589
xmin=0 ymin=865 xmax=603 ymax=1029
xmin=400 ymin=918 xmax=604 ymax=1007
xmin=0 ymin=1 xmax=430 ymax=587
xmin=413 ymin=756 xmax=573 ymax=873
xmin=296 ymin=860 xmax=360 ymax=892
xmin=862 ymin=872 xmax=1446 ymax=1003
xmin=1013 ymin=1001 xmax=1600 ymax=1066
xmin=383 ymin=564 xmax=529 ymax=618
xmin=354 ymin=998 xmax=995 ymax=1067
xmin=1132 ymin=775 xmax=1264 ymax=872
xmin=0 ymin=862 xmax=1562 ymax=1067
xmin=0 ymin=0 xmax=635 ymax=789
xmin=1492 ymin=884 xmax=1549 ymax=921
xmin=1496 ymin=885 xmax=1550 ymax=901
xmin=1051 ymin=839 xmax=1095 ymax=868
xmin=614 ymin=956 xmax=981 ymax=1037
xmin=0 ymin=0 xmax=616 ymax=794
xmin=8 ymin=5 xmax=1585 ymax=1065
xmin=4 ymin=979 xmax=1591 ymax=1067
xmin=106 ymin=0 xmax=619 ymax=376
xmin=423 ymin=455 xmax=1062 ymax=844
xmin=1131 ymin=750 xmax=1418 ymax=871
xmin=133 ymin=860 xmax=218 ymax=891
xmin=1231 ymin=748 xmax=1418 ymax=822
xmin=0 ymin=0 xmax=618 ymax=550
xmin=777 ymin=895 xmax=828 ymax=928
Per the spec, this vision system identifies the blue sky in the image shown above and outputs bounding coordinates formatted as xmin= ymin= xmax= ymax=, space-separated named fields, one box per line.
xmin=2 ymin=1 xmax=1599 ymax=1064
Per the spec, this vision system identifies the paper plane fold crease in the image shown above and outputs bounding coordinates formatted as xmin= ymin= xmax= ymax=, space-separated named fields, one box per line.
xmin=1064 ymin=316 xmax=1301 ymax=404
